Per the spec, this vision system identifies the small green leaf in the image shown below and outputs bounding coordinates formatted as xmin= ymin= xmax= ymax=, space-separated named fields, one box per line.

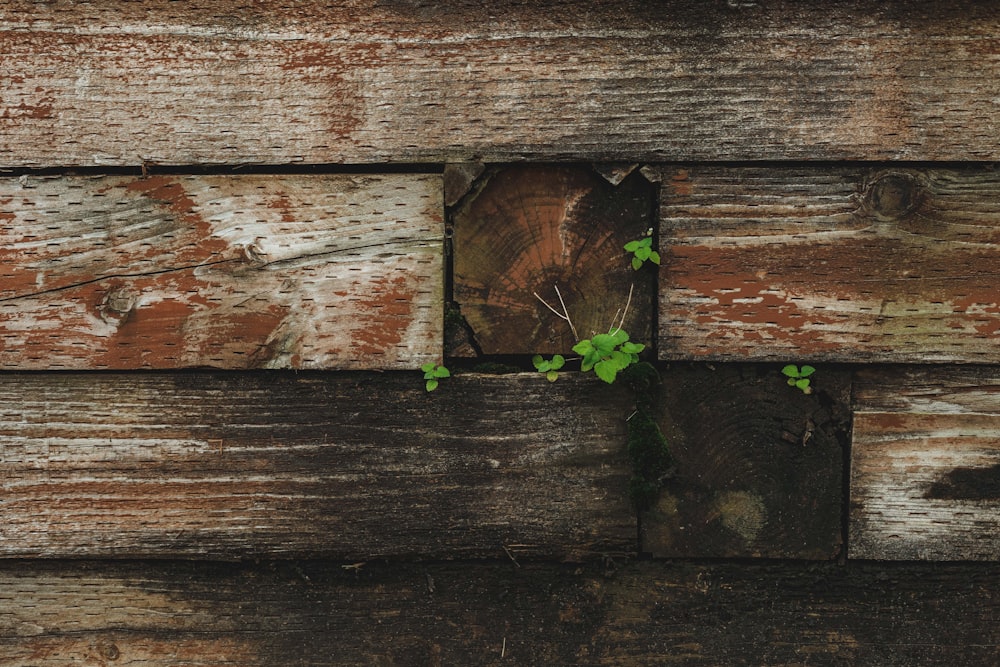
xmin=546 ymin=370 xmax=559 ymax=382
xmin=620 ymin=342 xmax=645 ymax=355
xmin=532 ymin=355 xmax=545 ymax=371
xmin=425 ymin=378 xmax=439 ymax=392
xmin=594 ymin=359 xmax=619 ymax=384
xmin=781 ymin=364 xmax=800 ymax=378
xmin=591 ymin=333 xmax=617 ymax=355
xmin=795 ymin=378 xmax=810 ymax=391
xmin=550 ymin=355 xmax=565 ymax=370
xmin=800 ymin=365 xmax=816 ymax=377
xmin=638 ymin=236 xmax=652 ymax=248
xmin=610 ymin=328 xmax=629 ymax=346
xmin=631 ymin=256 xmax=642 ymax=270
xmin=624 ymin=240 xmax=641 ymax=252
xmin=581 ymin=350 xmax=600 ymax=372
xmin=787 ymin=377 xmax=797 ymax=386
xmin=421 ymin=362 xmax=437 ymax=373
xmin=433 ymin=366 xmax=451 ymax=378
xmin=635 ymin=245 xmax=651 ymax=261
xmin=649 ymin=251 xmax=661 ymax=265
xmin=572 ymin=339 xmax=594 ymax=356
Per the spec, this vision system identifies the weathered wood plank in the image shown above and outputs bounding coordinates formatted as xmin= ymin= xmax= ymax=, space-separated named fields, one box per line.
xmin=0 ymin=372 xmax=634 ymax=560
xmin=657 ymin=166 xmax=1000 ymax=362
xmin=642 ymin=364 xmax=848 ymax=559
xmin=0 ymin=174 xmax=442 ymax=369
xmin=3 ymin=1 xmax=1000 ymax=166
xmin=3 ymin=560 xmax=999 ymax=666
xmin=452 ymin=166 xmax=654 ymax=355
xmin=851 ymin=366 xmax=1000 ymax=561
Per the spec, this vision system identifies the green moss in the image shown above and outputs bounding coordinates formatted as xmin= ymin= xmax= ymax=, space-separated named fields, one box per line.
xmin=626 ymin=406 xmax=672 ymax=512
xmin=620 ymin=361 xmax=661 ymax=405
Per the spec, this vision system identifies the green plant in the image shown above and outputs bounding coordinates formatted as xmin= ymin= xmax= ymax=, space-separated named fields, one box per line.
xmin=782 ymin=364 xmax=815 ymax=394
xmin=421 ymin=362 xmax=450 ymax=392
xmin=573 ymin=330 xmax=644 ymax=384
xmin=533 ymin=284 xmax=643 ymax=384
xmin=532 ymin=354 xmax=565 ymax=382
xmin=624 ymin=228 xmax=660 ymax=271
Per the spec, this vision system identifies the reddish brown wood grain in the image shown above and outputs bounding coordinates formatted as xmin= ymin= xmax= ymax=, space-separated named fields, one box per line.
xmin=452 ymin=166 xmax=654 ymax=355
xmin=0 ymin=174 xmax=443 ymax=369
xmin=656 ymin=166 xmax=1000 ymax=362
xmin=851 ymin=366 xmax=1000 ymax=560
xmin=2 ymin=1 xmax=1000 ymax=166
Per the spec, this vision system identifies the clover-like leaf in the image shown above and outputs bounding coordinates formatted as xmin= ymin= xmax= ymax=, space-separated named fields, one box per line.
xmin=421 ymin=363 xmax=449 ymax=391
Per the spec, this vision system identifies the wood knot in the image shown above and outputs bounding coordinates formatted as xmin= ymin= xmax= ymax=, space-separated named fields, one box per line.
xmin=99 ymin=642 xmax=120 ymax=661
xmin=862 ymin=171 xmax=925 ymax=222
xmin=241 ymin=238 xmax=269 ymax=267
xmin=98 ymin=287 xmax=136 ymax=325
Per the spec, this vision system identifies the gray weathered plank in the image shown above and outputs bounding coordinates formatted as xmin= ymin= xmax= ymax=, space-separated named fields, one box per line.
xmin=2 ymin=1 xmax=1000 ymax=166
xmin=0 ymin=174 xmax=442 ymax=369
xmin=0 ymin=372 xmax=634 ymax=560
xmin=657 ymin=166 xmax=1000 ymax=363
xmin=2 ymin=560 xmax=999 ymax=666
xmin=851 ymin=366 xmax=1000 ymax=560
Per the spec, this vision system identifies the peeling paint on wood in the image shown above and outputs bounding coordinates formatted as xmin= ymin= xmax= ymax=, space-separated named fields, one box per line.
xmin=453 ymin=166 xmax=654 ymax=354
xmin=851 ymin=366 xmax=1000 ymax=560
xmin=2 ymin=1 xmax=1000 ymax=166
xmin=0 ymin=174 xmax=443 ymax=369
xmin=0 ymin=372 xmax=633 ymax=560
xmin=656 ymin=166 xmax=1000 ymax=362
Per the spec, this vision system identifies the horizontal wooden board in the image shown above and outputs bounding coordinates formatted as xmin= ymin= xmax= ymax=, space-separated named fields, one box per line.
xmin=452 ymin=166 xmax=655 ymax=355
xmin=851 ymin=366 xmax=1000 ymax=560
xmin=0 ymin=174 xmax=442 ymax=369
xmin=642 ymin=364 xmax=848 ymax=559
xmin=0 ymin=372 xmax=634 ymax=560
xmin=657 ymin=166 xmax=1000 ymax=363
xmin=3 ymin=1 xmax=1000 ymax=166
xmin=2 ymin=560 xmax=999 ymax=666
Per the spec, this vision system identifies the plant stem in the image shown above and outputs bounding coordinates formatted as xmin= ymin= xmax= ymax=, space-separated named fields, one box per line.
xmin=610 ymin=283 xmax=634 ymax=334
xmin=534 ymin=285 xmax=579 ymax=340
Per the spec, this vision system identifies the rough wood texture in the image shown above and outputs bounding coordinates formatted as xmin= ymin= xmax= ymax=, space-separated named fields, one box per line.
xmin=0 ymin=174 xmax=442 ymax=369
xmin=851 ymin=366 xmax=1000 ymax=561
xmin=3 ymin=1 xmax=1000 ymax=166
xmin=657 ymin=166 xmax=1000 ymax=362
xmin=0 ymin=372 xmax=634 ymax=560
xmin=643 ymin=364 xmax=849 ymax=559
xmin=453 ymin=166 xmax=654 ymax=355
xmin=3 ymin=559 xmax=999 ymax=666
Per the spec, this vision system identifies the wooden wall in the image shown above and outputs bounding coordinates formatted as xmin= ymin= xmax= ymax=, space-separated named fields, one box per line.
xmin=2 ymin=1 xmax=1000 ymax=664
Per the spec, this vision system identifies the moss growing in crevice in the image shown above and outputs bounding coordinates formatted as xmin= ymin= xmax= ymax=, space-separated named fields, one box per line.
xmin=621 ymin=363 xmax=673 ymax=512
